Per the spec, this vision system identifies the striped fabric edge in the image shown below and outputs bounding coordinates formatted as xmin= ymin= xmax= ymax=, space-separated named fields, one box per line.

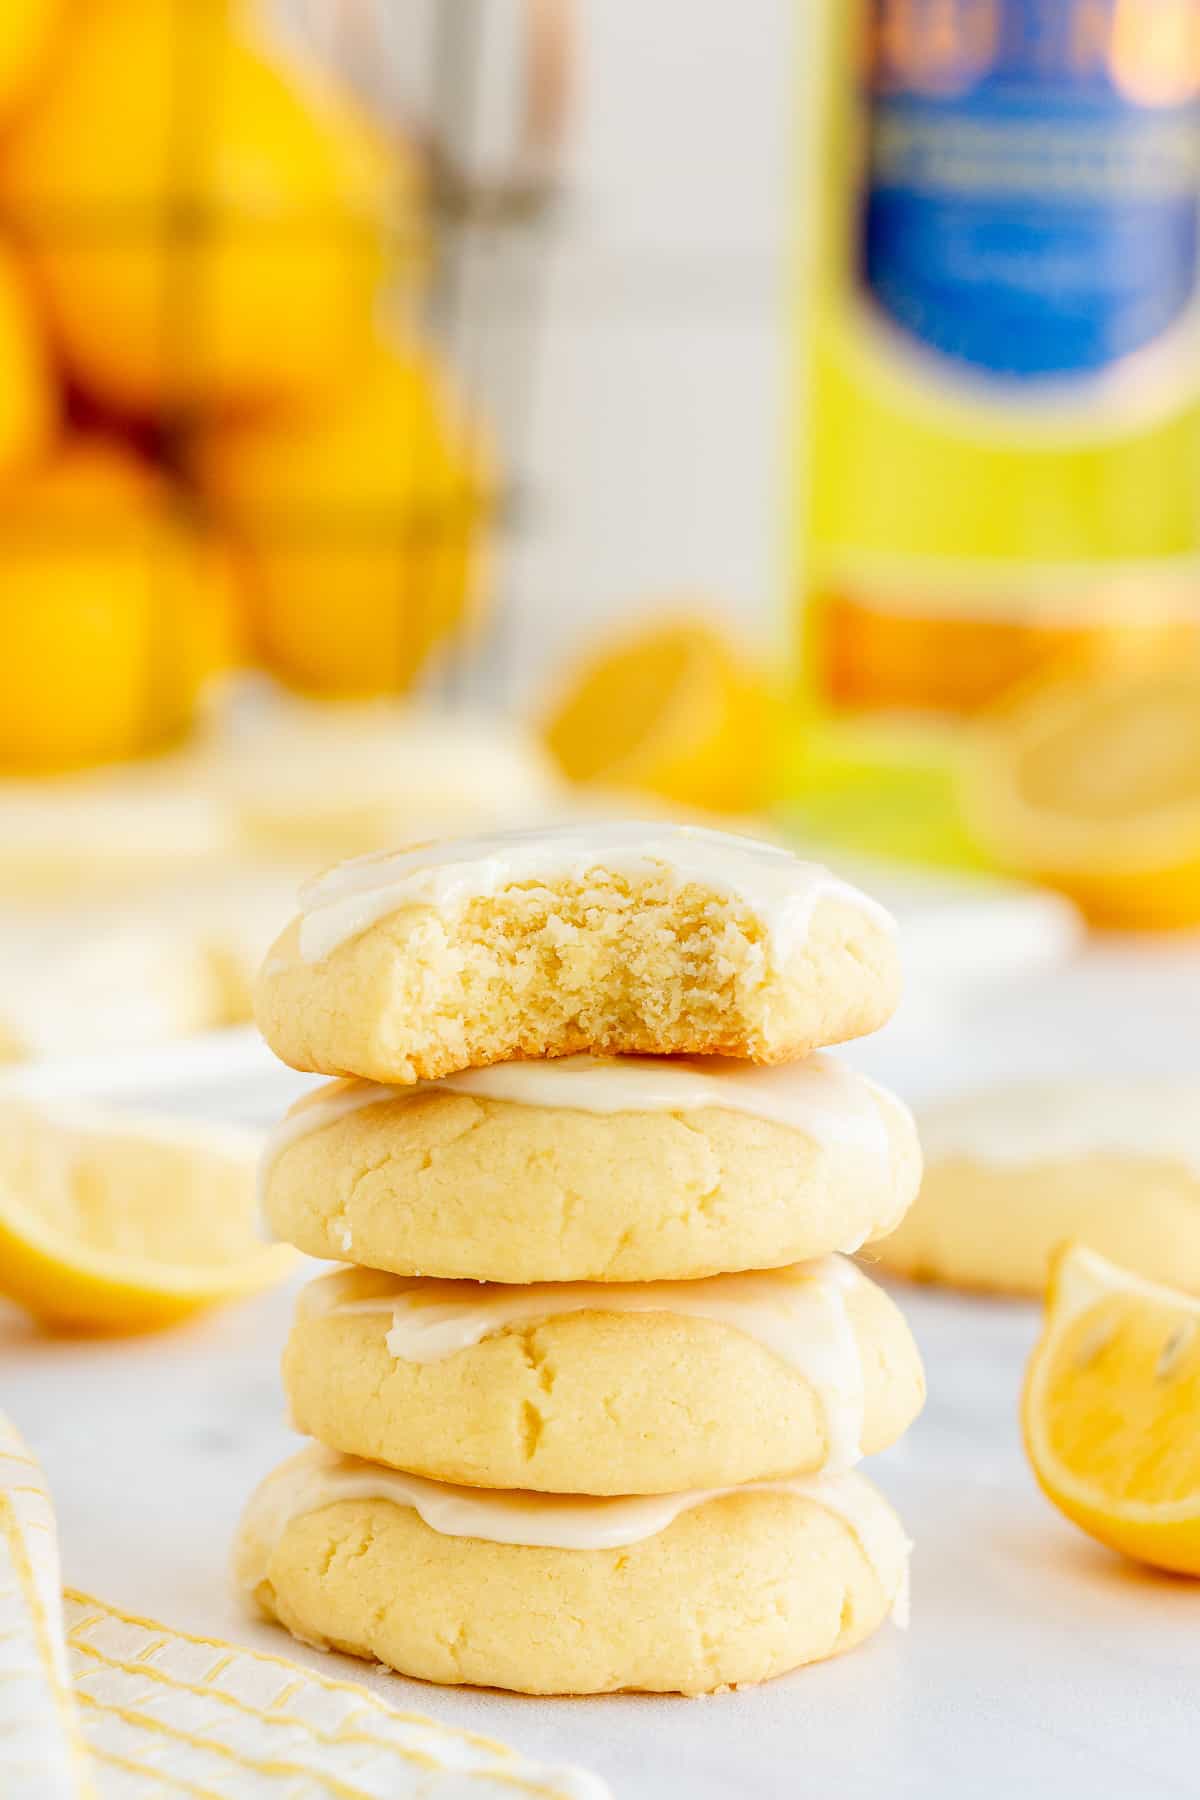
xmin=64 ymin=1590 xmax=610 ymax=1800
xmin=0 ymin=1419 xmax=95 ymax=1799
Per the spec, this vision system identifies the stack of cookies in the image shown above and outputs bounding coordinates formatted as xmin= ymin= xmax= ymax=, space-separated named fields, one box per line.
xmin=237 ymin=823 xmax=925 ymax=1696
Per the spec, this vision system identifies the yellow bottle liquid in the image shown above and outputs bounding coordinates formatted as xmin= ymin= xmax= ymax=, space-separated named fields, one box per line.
xmin=788 ymin=0 xmax=1200 ymax=866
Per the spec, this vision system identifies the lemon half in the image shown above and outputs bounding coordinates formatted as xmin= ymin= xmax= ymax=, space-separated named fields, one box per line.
xmin=963 ymin=659 xmax=1200 ymax=928
xmin=1023 ymin=1243 xmax=1200 ymax=1576
xmin=544 ymin=618 xmax=778 ymax=815
xmin=0 ymin=1101 xmax=295 ymax=1331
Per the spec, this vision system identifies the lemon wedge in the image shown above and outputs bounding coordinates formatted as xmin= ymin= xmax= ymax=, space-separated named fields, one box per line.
xmin=1023 ymin=1243 xmax=1200 ymax=1576
xmin=543 ymin=618 xmax=778 ymax=814
xmin=963 ymin=659 xmax=1200 ymax=928
xmin=0 ymin=1101 xmax=295 ymax=1331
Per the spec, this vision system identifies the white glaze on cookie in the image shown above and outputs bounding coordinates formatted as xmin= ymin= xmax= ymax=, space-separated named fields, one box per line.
xmin=922 ymin=1080 xmax=1200 ymax=1176
xmin=309 ymin=1255 xmax=868 ymax=1471
xmin=260 ymin=1052 xmax=898 ymax=1231
xmin=239 ymin=1449 xmax=910 ymax=1623
xmin=294 ymin=822 xmax=895 ymax=962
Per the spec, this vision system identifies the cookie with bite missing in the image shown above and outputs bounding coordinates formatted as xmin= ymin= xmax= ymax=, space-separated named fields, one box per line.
xmin=255 ymin=823 xmax=900 ymax=1084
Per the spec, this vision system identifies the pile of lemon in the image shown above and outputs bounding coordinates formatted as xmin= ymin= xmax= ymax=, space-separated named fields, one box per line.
xmin=0 ymin=0 xmax=488 ymax=773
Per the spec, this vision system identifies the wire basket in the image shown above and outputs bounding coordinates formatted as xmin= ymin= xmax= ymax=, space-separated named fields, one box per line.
xmin=0 ymin=0 xmax=572 ymax=772
xmin=268 ymin=0 xmax=575 ymax=704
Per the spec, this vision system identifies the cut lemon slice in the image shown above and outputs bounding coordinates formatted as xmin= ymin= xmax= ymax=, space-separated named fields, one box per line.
xmin=543 ymin=617 xmax=778 ymax=814
xmin=963 ymin=659 xmax=1200 ymax=928
xmin=0 ymin=1101 xmax=295 ymax=1331
xmin=1023 ymin=1243 xmax=1200 ymax=1575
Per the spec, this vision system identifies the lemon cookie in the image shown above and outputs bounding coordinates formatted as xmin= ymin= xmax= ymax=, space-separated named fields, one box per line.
xmin=0 ymin=750 xmax=234 ymax=902
xmin=254 ymin=823 xmax=899 ymax=1083
xmin=261 ymin=1053 xmax=920 ymax=1282
xmin=136 ymin=859 xmax=306 ymax=1028
xmin=283 ymin=1255 xmax=925 ymax=1493
xmin=0 ymin=896 xmax=218 ymax=1060
xmin=874 ymin=1079 xmax=1200 ymax=1297
xmin=216 ymin=697 xmax=563 ymax=861
xmin=235 ymin=1448 xmax=910 ymax=1695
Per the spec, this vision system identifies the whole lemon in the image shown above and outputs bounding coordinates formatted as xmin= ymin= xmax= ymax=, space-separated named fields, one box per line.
xmin=0 ymin=0 xmax=60 ymax=121
xmin=194 ymin=337 xmax=491 ymax=696
xmin=0 ymin=437 xmax=242 ymax=771
xmin=0 ymin=241 xmax=55 ymax=475
xmin=1 ymin=0 xmax=401 ymax=417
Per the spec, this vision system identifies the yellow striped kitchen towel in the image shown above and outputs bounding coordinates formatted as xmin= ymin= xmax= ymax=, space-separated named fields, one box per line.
xmin=1 ymin=1418 xmax=609 ymax=1800
xmin=0 ymin=1416 xmax=94 ymax=1799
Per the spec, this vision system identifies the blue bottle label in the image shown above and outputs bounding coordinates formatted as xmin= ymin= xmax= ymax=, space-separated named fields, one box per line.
xmin=861 ymin=0 xmax=1200 ymax=381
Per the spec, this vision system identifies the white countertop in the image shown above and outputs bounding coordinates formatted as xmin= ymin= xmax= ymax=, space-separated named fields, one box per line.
xmin=8 ymin=927 xmax=1200 ymax=1799
xmin=11 ymin=1275 xmax=1197 ymax=1800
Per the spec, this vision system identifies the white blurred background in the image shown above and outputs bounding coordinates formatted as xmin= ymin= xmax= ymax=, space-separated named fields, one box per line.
xmin=486 ymin=0 xmax=795 ymax=700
